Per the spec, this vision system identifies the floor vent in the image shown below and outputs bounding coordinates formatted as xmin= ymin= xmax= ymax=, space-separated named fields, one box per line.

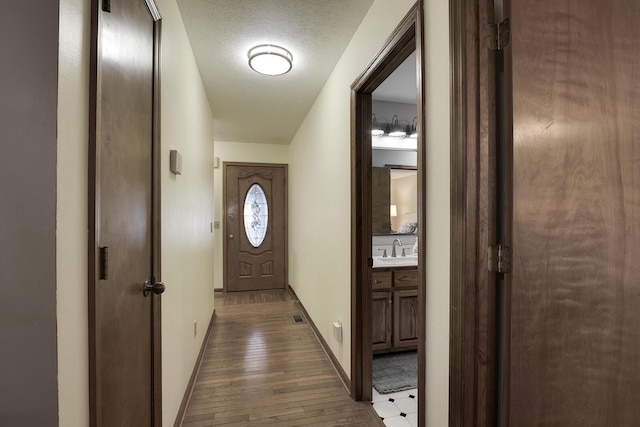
xmin=290 ymin=314 xmax=305 ymax=324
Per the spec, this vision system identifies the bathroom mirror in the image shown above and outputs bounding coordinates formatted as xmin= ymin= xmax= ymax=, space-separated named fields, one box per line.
xmin=371 ymin=160 xmax=417 ymax=235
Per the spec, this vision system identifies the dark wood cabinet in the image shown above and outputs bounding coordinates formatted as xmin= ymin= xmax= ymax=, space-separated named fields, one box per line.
xmin=371 ymin=267 xmax=418 ymax=353
xmin=371 ymin=167 xmax=391 ymax=234
xmin=393 ymin=289 xmax=418 ymax=348
xmin=372 ymin=291 xmax=392 ymax=351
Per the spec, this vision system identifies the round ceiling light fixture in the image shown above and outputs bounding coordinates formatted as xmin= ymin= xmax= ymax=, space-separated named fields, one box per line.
xmin=248 ymin=44 xmax=293 ymax=76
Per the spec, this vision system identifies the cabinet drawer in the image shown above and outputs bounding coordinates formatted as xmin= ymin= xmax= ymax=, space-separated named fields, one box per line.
xmin=394 ymin=269 xmax=418 ymax=287
xmin=372 ymin=271 xmax=392 ymax=289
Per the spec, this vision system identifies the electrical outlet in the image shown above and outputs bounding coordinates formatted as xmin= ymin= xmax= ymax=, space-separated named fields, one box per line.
xmin=193 ymin=320 xmax=197 ymax=338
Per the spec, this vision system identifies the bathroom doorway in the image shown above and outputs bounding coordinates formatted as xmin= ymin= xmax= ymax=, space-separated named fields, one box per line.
xmin=350 ymin=2 xmax=426 ymax=425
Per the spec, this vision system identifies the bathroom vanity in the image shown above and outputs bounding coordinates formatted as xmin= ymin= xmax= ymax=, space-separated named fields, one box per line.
xmin=371 ymin=264 xmax=418 ymax=353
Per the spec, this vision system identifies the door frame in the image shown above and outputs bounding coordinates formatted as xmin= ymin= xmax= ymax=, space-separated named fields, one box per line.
xmin=448 ymin=0 xmax=498 ymax=425
xmin=350 ymin=3 xmax=426 ymax=425
xmin=88 ymin=1 xmax=163 ymax=425
xmin=222 ymin=162 xmax=289 ymax=293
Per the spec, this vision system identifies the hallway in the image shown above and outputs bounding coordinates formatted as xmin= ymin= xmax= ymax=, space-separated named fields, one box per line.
xmin=179 ymin=290 xmax=383 ymax=426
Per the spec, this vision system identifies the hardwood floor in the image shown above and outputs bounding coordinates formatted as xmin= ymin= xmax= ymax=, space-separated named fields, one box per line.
xmin=181 ymin=290 xmax=383 ymax=426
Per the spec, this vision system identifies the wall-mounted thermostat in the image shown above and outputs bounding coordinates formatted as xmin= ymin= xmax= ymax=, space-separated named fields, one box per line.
xmin=170 ymin=150 xmax=182 ymax=175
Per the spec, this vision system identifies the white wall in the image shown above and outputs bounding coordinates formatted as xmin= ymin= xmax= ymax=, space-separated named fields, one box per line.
xmin=288 ymin=0 xmax=416 ymax=379
xmin=57 ymin=0 xmax=90 ymax=425
xmin=288 ymin=0 xmax=450 ymax=425
xmin=423 ymin=0 xmax=451 ymax=424
xmin=156 ymin=0 xmax=216 ymax=423
xmin=57 ymin=0 xmax=216 ymax=425
xmin=212 ymin=141 xmax=289 ymax=289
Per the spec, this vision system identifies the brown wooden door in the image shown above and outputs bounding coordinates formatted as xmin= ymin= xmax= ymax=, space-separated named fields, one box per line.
xmin=224 ymin=163 xmax=287 ymax=291
xmin=505 ymin=0 xmax=640 ymax=425
xmin=90 ymin=0 xmax=160 ymax=425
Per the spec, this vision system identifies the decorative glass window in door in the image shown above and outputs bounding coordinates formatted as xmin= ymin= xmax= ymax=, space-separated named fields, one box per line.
xmin=243 ymin=184 xmax=269 ymax=247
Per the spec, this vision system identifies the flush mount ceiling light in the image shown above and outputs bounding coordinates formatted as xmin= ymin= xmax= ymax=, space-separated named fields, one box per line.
xmin=248 ymin=44 xmax=293 ymax=76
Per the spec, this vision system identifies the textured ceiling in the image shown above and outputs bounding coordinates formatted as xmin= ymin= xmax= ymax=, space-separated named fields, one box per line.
xmin=177 ymin=0 xmax=375 ymax=144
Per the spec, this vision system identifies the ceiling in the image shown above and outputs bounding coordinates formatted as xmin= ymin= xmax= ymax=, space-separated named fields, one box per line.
xmin=177 ymin=0 xmax=375 ymax=145
xmin=372 ymin=51 xmax=417 ymax=104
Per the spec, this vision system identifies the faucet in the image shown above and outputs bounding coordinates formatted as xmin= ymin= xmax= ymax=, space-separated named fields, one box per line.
xmin=391 ymin=238 xmax=402 ymax=257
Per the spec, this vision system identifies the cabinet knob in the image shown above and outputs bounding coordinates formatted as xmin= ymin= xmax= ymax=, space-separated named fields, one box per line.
xmin=373 ymin=279 xmax=379 ymax=284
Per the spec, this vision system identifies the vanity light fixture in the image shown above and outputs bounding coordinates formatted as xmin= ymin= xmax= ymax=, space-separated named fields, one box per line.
xmin=372 ymin=114 xmax=385 ymax=136
xmin=248 ymin=44 xmax=293 ymax=76
xmin=390 ymin=204 xmax=398 ymax=217
xmin=410 ymin=117 xmax=418 ymax=138
xmin=388 ymin=115 xmax=406 ymax=137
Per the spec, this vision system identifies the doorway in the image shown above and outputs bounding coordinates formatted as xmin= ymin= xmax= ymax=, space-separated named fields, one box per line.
xmin=88 ymin=0 xmax=163 ymax=425
xmin=450 ymin=0 xmax=640 ymax=425
xmin=350 ymin=2 xmax=426 ymax=425
xmin=223 ymin=163 xmax=288 ymax=292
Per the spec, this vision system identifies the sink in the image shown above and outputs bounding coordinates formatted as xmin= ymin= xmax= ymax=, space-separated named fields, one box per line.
xmin=373 ymin=255 xmax=418 ymax=267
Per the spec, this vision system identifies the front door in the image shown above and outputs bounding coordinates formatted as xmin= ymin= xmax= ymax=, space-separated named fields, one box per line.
xmin=224 ymin=163 xmax=287 ymax=292
xmin=504 ymin=0 xmax=640 ymax=425
xmin=89 ymin=0 xmax=161 ymax=425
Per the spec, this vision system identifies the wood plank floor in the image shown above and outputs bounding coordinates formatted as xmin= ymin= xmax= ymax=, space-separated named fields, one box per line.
xmin=181 ymin=290 xmax=383 ymax=427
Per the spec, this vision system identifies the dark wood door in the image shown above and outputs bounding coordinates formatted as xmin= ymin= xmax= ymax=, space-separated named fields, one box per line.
xmin=506 ymin=0 xmax=640 ymax=425
xmin=90 ymin=0 xmax=160 ymax=425
xmin=224 ymin=164 xmax=287 ymax=292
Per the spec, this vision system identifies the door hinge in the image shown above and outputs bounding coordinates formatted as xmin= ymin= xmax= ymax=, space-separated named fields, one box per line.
xmin=102 ymin=0 xmax=111 ymax=13
xmin=488 ymin=18 xmax=510 ymax=51
xmin=488 ymin=244 xmax=512 ymax=273
xmin=99 ymin=246 xmax=109 ymax=280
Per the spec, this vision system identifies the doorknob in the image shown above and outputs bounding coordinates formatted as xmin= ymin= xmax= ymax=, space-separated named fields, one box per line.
xmin=143 ymin=279 xmax=165 ymax=297
xmin=229 ymin=234 xmax=234 ymax=239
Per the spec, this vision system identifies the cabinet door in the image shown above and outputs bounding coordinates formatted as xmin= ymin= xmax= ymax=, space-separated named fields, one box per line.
xmin=393 ymin=289 xmax=418 ymax=348
xmin=372 ymin=291 xmax=392 ymax=351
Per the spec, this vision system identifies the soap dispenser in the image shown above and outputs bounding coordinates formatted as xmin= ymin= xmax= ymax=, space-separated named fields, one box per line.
xmin=412 ymin=237 xmax=418 ymax=255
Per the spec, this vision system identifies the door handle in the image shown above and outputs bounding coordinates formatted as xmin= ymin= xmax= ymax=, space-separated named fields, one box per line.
xmin=229 ymin=234 xmax=234 ymax=239
xmin=143 ymin=279 xmax=165 ymax=297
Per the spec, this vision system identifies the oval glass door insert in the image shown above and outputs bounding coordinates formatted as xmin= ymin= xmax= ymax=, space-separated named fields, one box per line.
xmin=243 ymin=184 xmax=269 ymax=247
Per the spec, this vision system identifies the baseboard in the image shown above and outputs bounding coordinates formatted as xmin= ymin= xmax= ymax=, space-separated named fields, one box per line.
xmin=173 ymin=309 xmax=216 ymax=427
xmin=287 ymin=285 xmax=351 ymax=392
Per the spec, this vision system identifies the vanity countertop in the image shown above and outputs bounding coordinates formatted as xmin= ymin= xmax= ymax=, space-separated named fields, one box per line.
xmin=372 ymin=255 xmax=418 ymax=268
